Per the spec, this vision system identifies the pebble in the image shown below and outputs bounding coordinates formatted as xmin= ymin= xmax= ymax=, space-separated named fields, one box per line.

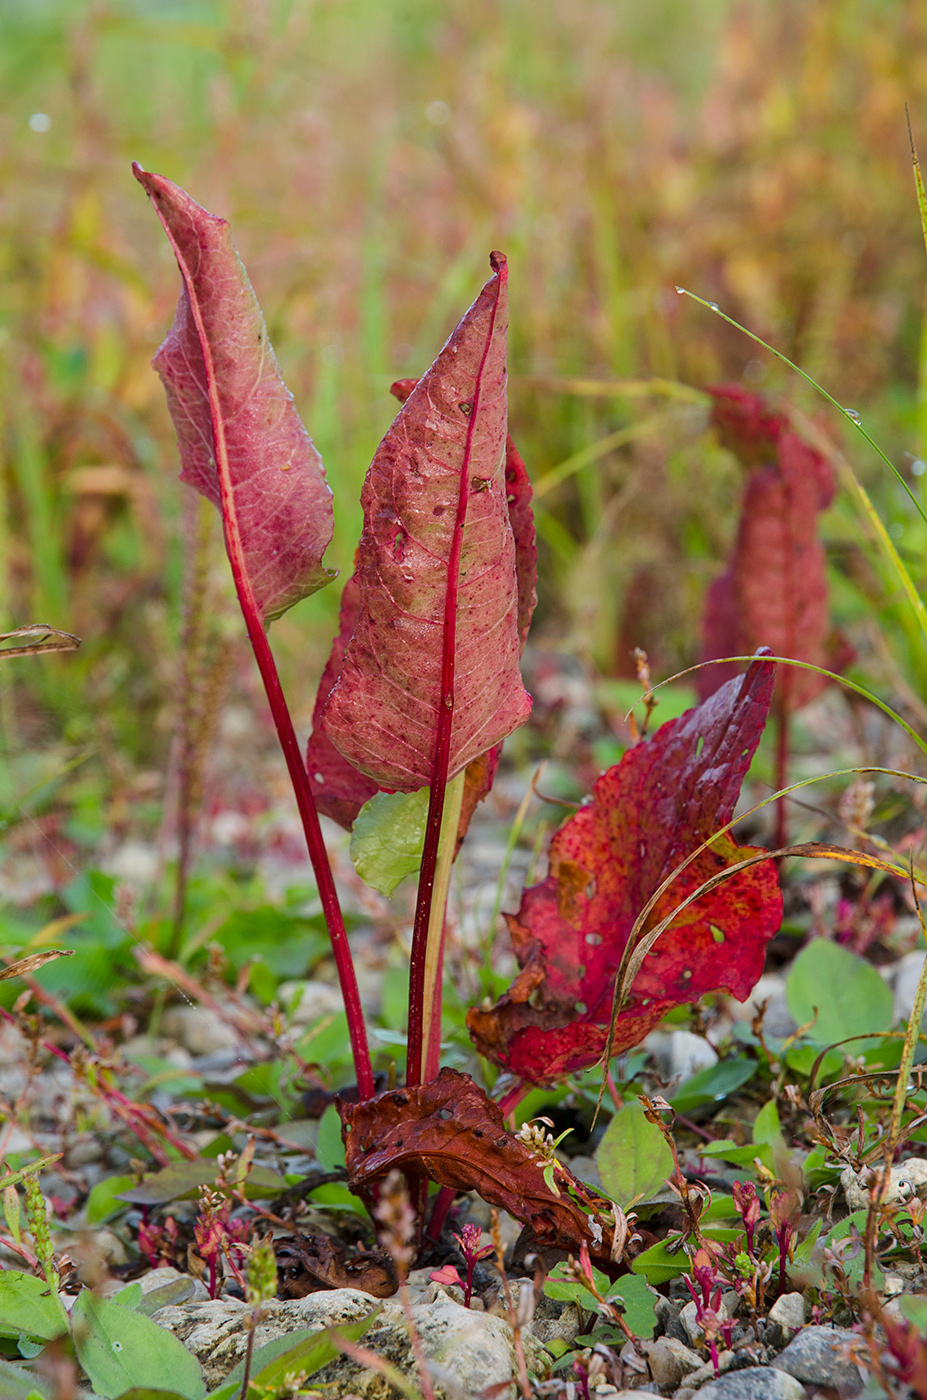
xmin=160 ymin=1005 xmax=240 ymax=1056
xmin=766 ymin=1291 xmax=807 ymax=1345
xmin=774 ymin=1324 xmax=868 ymax=1394
xmin=644 ymin=1335 xmax=702 ymax=1388
xmin=680 ymin=1295 xmax=735 ymax=1347
xmin=645 ymin=1029 xmax=718 ymax=1083
xmin=841 ymin=1158 xmax=927 ymax=1211
xmin=892 ymin=949 xmax=927 ymax=1024
xmin=728 ymin=973 xmax=797 ymax=1038
xmin=277 ymin=978 xmax=345 ymax=1026
xmin=692 ymin=1367 xmax=806 ymax=1400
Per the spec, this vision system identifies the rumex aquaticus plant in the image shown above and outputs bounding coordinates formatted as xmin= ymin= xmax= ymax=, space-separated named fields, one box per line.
xmin=135 ymin=164 xmax=849 ymax=1264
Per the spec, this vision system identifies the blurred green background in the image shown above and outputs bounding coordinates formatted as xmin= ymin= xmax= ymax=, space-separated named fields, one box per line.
xmin=2 ymin=0 xmax=927 ymax=847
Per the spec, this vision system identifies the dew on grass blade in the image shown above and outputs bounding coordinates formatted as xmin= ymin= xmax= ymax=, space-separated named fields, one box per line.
xmin=708 ymin=302 xmax=720 ymax=312
xmin=912 ymin=459 xmax=926 ymax=477
xmin=675 ymin=286 xmax=685 ymax=293
xmin=845 ymin=408 xmax=862 ymax=423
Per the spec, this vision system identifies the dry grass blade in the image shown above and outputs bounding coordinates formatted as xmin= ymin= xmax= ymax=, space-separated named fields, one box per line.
xmin=0 ymin=950 xmax=74 ymax=981
xmin=0 ymin=625 xmax=81 ymax=660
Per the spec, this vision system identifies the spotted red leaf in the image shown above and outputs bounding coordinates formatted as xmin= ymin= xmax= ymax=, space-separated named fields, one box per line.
xmin=467 ymin=656 xmax=782 ymax=1083
xmin=321 ymin=256 xmax=531 ymax=792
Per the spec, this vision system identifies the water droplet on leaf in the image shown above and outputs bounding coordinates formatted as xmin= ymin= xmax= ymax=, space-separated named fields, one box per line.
xmin=708 ymin=302 xmax=720 ymax=312
xmin=845 ymin=408 xmax=861 ymax=423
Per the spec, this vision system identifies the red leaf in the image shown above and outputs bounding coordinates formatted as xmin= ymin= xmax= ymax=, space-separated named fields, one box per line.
xmin=134 ymin=166 xmax=335 ymax=623
xmin=467 ymin=657 xmax=782 ymax=1083
xmin=322 ymin=256 xmax=531 ymax=791
xmin=341 ymin=1068 xmax=622 ymax=1272
xmin=305 ymin=575 xmax=381 ymax=829
xmin=390 ymin=376 xmax=537 ymax=651
xmin=700 ymin=386 xmax=836 ymax=709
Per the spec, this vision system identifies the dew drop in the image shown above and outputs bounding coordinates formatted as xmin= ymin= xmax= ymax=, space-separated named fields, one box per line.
xmin=708 ymin=301 xmax=720 ymax=312
xmin=674 ymin=285 xmax=685 ymax=294
xmin=912 ymin=459 xmax=927 ymax=477
xmin=845 ymin=408 xmax=862 ymax=423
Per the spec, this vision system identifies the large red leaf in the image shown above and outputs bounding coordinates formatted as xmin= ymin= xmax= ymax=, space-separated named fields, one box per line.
xmin=134 ymin=167 xmax=335 ymax=623
xmin=699 ymin=385 xmax=835 ymax=709
xmin=321 ymin=255 xmax=531 ymax=792
xmin=342 ymin=1069 xmax=624 ymax=1273
xmin=467 ymin=656 xmax=782 ymax=1083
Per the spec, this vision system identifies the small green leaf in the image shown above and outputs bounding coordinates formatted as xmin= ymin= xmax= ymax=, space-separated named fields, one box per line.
xmin=136 ymin=1277 xmax=197 ymax=1315
xmin=0 ymin=1272 xmax=68 ymax=1341
xmin=350 ymin=789 xmax=429 ymax=895
xmin=603 ymin=1274 xmax=657 ymax=1338
xmin=112 ymin=1283 xmax=142 ymax=1310
xmin=596 ymin=1101 xmax=674 ymax=1207
xmin=316 ymin=1103 xmax=346 ymax=1171
xmin=71 ymin=1289 xmax=205 ymax=1400
xmin=86 ymin=1175 xmax=136 ymax=1225
xmin=544 ymin=1260 xmax=611 ymax=1311
xmin=700 ymin=1138 xmax=774 ymax=1171
xmin=752 ymin=1099 xmax=783 ymax=1149
xmin=668 ymin=1057 xmax=756 ymax=1113
xmin=786 ymin=940 xmax=893 ymax=1045
xmin=897 ymin=1294 xmax=927 ymax=1329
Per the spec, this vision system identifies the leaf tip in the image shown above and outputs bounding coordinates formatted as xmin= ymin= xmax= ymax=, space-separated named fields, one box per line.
xmin=489 ymin=250 xmax=508 ymax=278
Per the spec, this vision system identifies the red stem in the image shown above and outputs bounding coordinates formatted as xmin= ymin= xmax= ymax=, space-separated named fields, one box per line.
xmin=148 ymin=188 xmax=374 ymax=1100
xmin=406 ymin=259 xmax=506 ymax=1089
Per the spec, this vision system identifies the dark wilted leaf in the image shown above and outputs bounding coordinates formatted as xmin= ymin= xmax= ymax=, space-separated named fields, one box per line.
xmin=700 ymin=385 xmax=837 ymax=709
xmin=134 ymin=166 xmax=335 ymax=624
xmin=322 ymin=256 xmax=531 ymax=791
xmin=342 ymin=1068 xmax=622 ymax=1272
xmin=467 ymin=656 xmax=781 ymax=1083
xmin=0 ymin=949 xmax=73 ymax=981
xmin=0 ymin=625 xmax=81 ymax=660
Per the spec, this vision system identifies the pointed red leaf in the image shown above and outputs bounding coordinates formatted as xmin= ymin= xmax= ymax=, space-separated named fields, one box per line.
xmin=321 ymin=258 xmax=531 ymax=793
xmin=342 ymin=1068 xmax=622 ymax=1273
xmin=699 ymin=386 xmax=836 ymax=709
xmin=467 ymin=656 xmax=782 ymax=1084
xmin=390 ymin=376 xmax=537 ymax=650
xmin=134 ymin=165 xmax=335 ymax=623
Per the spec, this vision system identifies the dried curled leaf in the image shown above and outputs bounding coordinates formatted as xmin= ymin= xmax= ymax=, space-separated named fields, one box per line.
xmin=342 ymin=1068 xmax=625 ymax=1273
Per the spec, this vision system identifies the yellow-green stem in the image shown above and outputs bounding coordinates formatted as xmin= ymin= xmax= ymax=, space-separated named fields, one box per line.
xmin=421 ymin=770 xmax=465 ymax=1083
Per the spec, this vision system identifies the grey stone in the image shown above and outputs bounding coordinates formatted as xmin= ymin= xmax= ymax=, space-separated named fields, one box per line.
xmin=775 ymin=1324 xmax=868 ymax=1394
xmin=152 ymin=1285 xmax=550 ymax=1398
xmin=729 ymin=973 xmax=797 ymax=1038
xmin=277 ymin=978 xmax=345 ymax=1027
xmin=645 ymin=1029 xmax=718 ymax=1083
xmin=841 ymin=1158 xmax=927 ymax=1212
xmin=644 ymin=1336 xmax=702 ymax=1387
xmin=695 ymin=1368 xmax=806 ymax=1400
xmin=160 ymin=1005 xmax=239 ymax=1055
xmin=679 ymin=1296 xmax=734 ymax=1347
xmin=766 ymin=1291 xmax=807 ymax=1345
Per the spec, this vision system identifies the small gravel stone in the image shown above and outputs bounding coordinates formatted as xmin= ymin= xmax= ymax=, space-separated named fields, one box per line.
xmin=893 ymin=949 xmax=927 ymax=1024
xmin=680 ymin=1296 xmax=734 ymax=1347
xmin=645 ymin=1029 xmax=718 ymax=1082
xmin=694 ymin=1368 xmax=806 ymax=1400
xmin=160 ymin=1005 xmax=239 ymax=1055
xmin=766 ymin=1291 xmax=807 ymax=1345
xmin=655 ymin=1294 xmax=689 ymax=1343
xmin=277 ymin=978 xmax=345 ymax=1026
xmin=645 ymin=1336 xmax=702 ymax=1387
xmin=841 ymin=1158 xmax=927 ymax=1211
xmin=775 ymin=1324 xmax=868 ymax=1394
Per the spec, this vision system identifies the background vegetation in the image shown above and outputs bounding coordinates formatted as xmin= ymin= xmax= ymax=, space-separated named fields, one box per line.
xmin=3 ymin=0 xmax=927 ymax=959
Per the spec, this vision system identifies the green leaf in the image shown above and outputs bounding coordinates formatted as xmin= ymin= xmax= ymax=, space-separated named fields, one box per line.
xmin=604 ymin=1274 xmax=657 ymax=1338
xmin=752 ymin=1098 xmax=783 ymax=1148
xmin=667 ymin=1057 xmax=756 ymax=1113
xmin=544 ymin=1260 xmax=611 ymax=1311
xmin=631 ymin=1227 xmax=743 ymax=1284
xmin=596 ymin=1101 xmax=674 ymax=1207
xmin=116 ymin=1159 xmax=287 ymax=1206
xmin=71 ymin=1289 xmax=205 ymax=1400
xmin=86 ymin=1174 xmax=136 ymax=1225
xmin=108 ymin=1391 xmax=191 ymax=1399
xmin=349 ymin=789 xmax=429 ymax=895
xmin=786 ymin=940 xmax=893 ymax=1045
xmin=316 ymin=1103 xmax=346 ymax=1171
xmin=824 ymin=1211 xmax=884 ymax=1292
xmin=0 ymin=1357 xmax=52 ymax=1399
xmin=209 ymin=1313 xmax=380 ymax=1400
xmin=700 ymin=1138 xmax=774 ymax=1171
xmin=136 ymin=1278 xmax=197 ymax=1315
xmin=0 ymin=1272 xmax=68 ymax=1341
xmin=112 ymin=1284 xmax=142 ymax=1310
xmin=897 ymin=1294 xmax=927 ymax=1329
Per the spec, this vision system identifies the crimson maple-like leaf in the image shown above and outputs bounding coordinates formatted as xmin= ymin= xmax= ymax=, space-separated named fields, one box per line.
xmin=321 ymin=255 xmax=531 ymax=792
xmin=467 ymin=655 xmax=782 ymax=1083
xmin=134 ymin=165 xmax=335 ymax=623
xmin=699 ymin=385 xmax=836 ymax=709
xmin=341 ymin=1068 xmax=624 ymax=1274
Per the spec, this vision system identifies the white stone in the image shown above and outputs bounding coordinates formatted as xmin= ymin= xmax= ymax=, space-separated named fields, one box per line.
xmin=893 ymin=950 xmax=927 ymax=1024
xmin=679 ymin=1295 xmax=735 ymax=1347
xmin=277 ymin=979 xmax=345 ymax=1026
xmin=644 ymin=1029 xmax=718 ymax=1083
xmin=767 ymin=1290 xmax=807 ymax=1343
